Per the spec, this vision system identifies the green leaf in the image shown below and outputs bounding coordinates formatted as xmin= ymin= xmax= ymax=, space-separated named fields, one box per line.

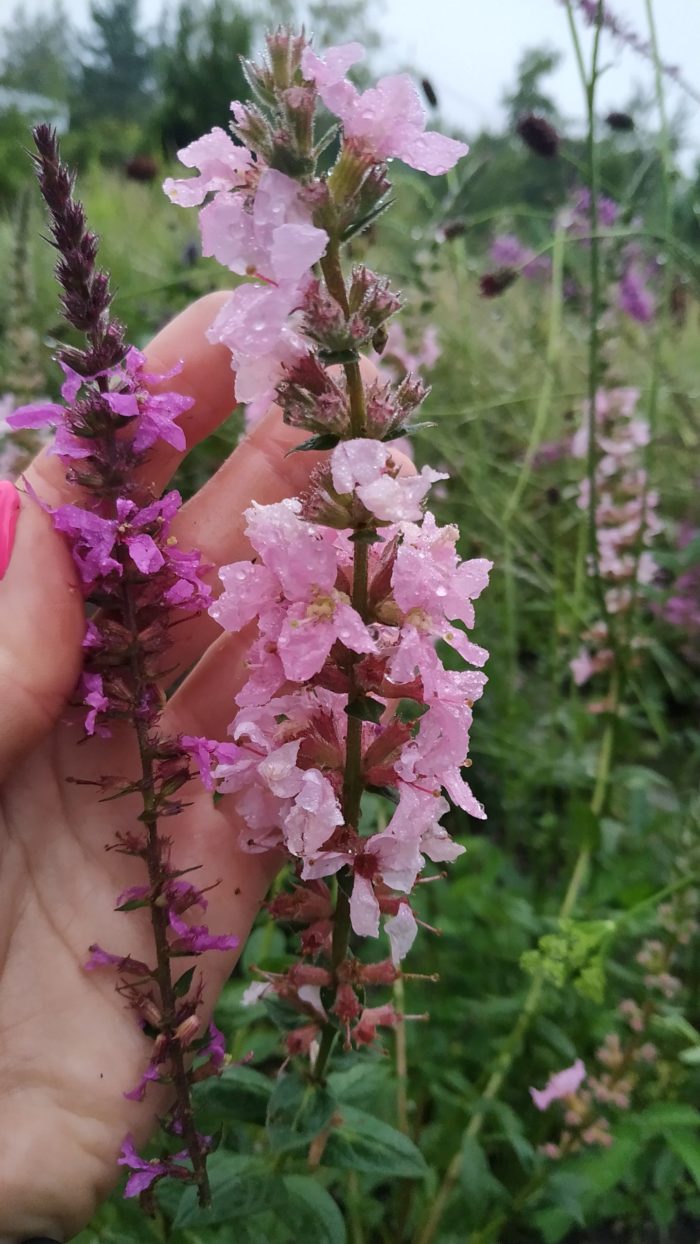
xmin=532 ymin=1206 xmax=579 ymax=1244
xmin=652 ymin=1011 xmax=700 ymax=1045
xmin=666 ymin=1130 xmax=700 ymax=1190
xmin=173 ymin=965 xmax=197 ymax=998
xmin=679 ymin=1047 xmax=700 ymax=1065
xmin=459 ymin=1136 xmax=506 ymax=1211
xmin=394 ymin=699 xmax=429 ymax=725
xmin=574 ymin=1134 xmax=640 ymax=1198
xmin=635 ymin=1103 xmax=700 ymax=1137
xmin=383 ymin=421 xmax=437 ymax=441
xmin=345 ymin=695 xmax=385 ymax=723
xmin=341 ymin=196 xmax=393 ymax=243
xmin=194 ymin=1064 xmax=273 ymax=1125
xmin=267 ymin=1071 xmax=337 ymax=1155
xmin=324 ymin=1105 xmax=427 ymax=1178
xmin=241 ymin=923 xmax=288 ymax=973
xmin=286 ymin=432 xmax=340 ymax=455
xmin=570 ymin=799 xmax=600 ymax=850
xmin=282 ymin=1175 xmax=347 ymax=1244
xmin=328 ymin=1059 xmax=391 ymax=1109
xmin=173 ymin=1153 xmax=283 ymax=1228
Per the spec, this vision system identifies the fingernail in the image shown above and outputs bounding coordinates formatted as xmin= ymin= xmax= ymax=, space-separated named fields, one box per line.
xmin=0 ymin=481 xmax=20 ymax=580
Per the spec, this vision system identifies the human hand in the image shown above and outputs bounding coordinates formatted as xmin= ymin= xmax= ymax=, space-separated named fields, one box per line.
xmin=0 ymin=292 xmax=327 ymax=1243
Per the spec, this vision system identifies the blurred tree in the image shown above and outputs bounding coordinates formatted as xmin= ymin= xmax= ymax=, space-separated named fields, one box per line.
xmin=73 ymin=0 xmax=155 ymax=124
xmin=0 ymin=3 xmax=75 ymax=102
xmin=157 ymin=0 xmax=254 ymax=153
xmin=503 ymin=48 xmax=561 ymax=124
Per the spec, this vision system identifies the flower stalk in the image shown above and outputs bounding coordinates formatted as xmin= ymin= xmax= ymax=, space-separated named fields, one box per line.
xmin=168 ymin=31 xmax=489 ymax=1097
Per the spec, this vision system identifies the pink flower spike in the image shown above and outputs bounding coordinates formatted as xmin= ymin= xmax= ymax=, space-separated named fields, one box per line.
xmin=530 ymin=1058 xmax=586 ymax=1110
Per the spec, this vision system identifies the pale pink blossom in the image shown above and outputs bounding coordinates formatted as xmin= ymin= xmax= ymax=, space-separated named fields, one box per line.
xmin=530 ymin=1059 xmax=586 ymax=1110
xmin=163 ymin=127 xmax=254 ymax=207
xmin=330 ymin=438 xmax=445 ymax=522
xmin=199 ymin=168 xmax=327 ymax=282
xmin=302 ymin=44 xmax=468 ymax=175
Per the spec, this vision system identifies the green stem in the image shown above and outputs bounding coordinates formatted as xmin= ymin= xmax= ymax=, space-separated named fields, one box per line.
xmin=312 ymin=233 xmax=369 ymax=1083
xmin=570 ymin=2 xmax=615 ymax=650
xmin=503 ymin=226 xmax=565 ymax=524
xmin=414 ymin=683 xmax=619 ymax=1243
xmin=122 ymin=583 xmax=211 ymax=1207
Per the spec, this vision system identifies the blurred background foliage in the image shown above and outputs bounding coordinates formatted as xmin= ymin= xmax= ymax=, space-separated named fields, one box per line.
xmin=2 ymin=2 xmax=700 ymax=1241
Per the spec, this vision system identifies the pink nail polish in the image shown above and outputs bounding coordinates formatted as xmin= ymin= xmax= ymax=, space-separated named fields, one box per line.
xmin=0 ymin=481 xmax=20 ymax=580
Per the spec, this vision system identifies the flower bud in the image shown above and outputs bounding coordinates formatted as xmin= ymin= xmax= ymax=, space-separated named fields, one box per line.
xmin=480 ymin=268 xmax=519 ymax=298
xmin=175 ymin=1015 xmax=202 ymax=1047
xmin=516 ymin=113 xmax=560 ymax=157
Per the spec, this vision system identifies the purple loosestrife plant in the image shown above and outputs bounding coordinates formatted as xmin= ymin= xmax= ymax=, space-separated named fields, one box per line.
xmin=8 ymin=125 xmax=236 ymax=1208
xmin=167 ymin=33 xmax=491 ymax=1076
xmin=569 ymin=386 xmax=662 ymax=701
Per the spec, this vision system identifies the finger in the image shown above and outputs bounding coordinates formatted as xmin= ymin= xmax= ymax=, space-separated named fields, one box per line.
xmin=0 ymin=485 xmax=84 ymax=781
xmin=0 ymin=294 xmax=237 ymax=775
xmin=162 ymin=357 xmax=382 ymax=684
xmin=23 ymin=291 xmax=237 ymax=509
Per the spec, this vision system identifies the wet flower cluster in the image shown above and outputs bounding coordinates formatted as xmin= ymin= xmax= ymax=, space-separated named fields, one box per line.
xmin=168 ymin=32 xmax=489 ymax=1069
xmin=569 ymin=386 xmax=661 ymax=696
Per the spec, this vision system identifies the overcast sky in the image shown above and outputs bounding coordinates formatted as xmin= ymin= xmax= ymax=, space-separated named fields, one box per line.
xmin=19 ymin=0 xmax=700 ymax=166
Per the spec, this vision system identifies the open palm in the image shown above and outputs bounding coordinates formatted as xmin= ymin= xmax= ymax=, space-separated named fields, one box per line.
xmin=0 ymin=294 xmax=328 ymax=1243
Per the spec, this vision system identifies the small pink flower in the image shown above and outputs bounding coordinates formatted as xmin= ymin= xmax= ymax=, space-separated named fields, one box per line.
xmin=118 ymin=1135 xmax=190 ymax=1197
xmin=199 ymin=168 xmax=327 ymax=282
xmin=530 ymin=1058 xmax=586 ymax=1110
xmin=163 ymin=127 xmax=254 ymax=207
xmin=168 ymin=910 xmax=239 ymax=954
xmin=302 ymin=44 xmax=468 ymax=175
xmin=331 ymin=438 xmax=445 ymax=522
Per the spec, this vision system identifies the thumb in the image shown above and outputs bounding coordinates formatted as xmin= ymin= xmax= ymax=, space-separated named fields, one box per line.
xmin=0 ymin=482 xmax=84 ymax=780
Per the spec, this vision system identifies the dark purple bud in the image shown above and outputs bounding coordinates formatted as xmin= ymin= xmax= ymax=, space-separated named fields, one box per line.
xmin=442 ymin=220 xmax=466 ymax=240
xmin=516 ymin=113 xmax=560 ymax=158
xmin=606 ymin=111 xmax=635 ymax=131
xmin=421 ymin=77 xmax=438 ymax=108
xmin=125 ymin=154 xmax=158 ymax=181
xmin=479 ymin=268 xmax=519 ymax=297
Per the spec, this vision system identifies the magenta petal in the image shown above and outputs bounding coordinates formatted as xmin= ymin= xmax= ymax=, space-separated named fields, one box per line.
xmin=7 ymin=401 xmax=64 ymax=430
xmin=127 ymin=533 xmax=165 ymax=574
xmin=123 ymin=1167 xmax=162 ymax=1197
